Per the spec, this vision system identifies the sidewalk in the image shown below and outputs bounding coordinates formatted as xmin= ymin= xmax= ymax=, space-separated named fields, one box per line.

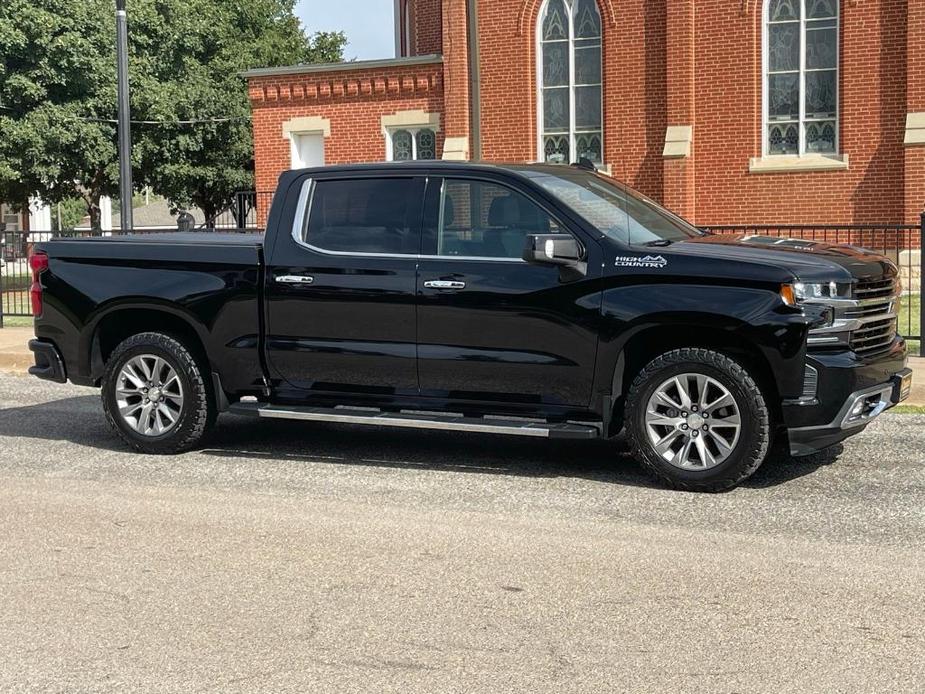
xmin=903 ymin=357 xmax=925 ymax=406
xmin=1 ymin=325 xmax=924 ymax=405
xmin=0 ymin=326 xmax=35 ymax=375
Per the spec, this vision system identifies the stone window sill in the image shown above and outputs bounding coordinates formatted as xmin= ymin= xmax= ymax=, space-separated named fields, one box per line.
xmin=748 ymin=154 xmax=849 ymax=174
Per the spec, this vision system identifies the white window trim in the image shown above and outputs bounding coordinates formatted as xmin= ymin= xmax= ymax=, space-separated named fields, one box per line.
xmin=381 ymin=111 xmax=441 ymax=161
xmin=761 ymin=0 xmax=841 ymax=160
xmin=384 ymin=126 xmax=438 ymax=161
xmin=282 ymin=116 xmax=330 ymax=169
xmin=535 ymin=0 xmax=604 ymax=166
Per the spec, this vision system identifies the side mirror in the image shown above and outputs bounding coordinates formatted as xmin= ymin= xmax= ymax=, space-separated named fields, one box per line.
xmin=523 ymin=234 xmax=583 ymax=267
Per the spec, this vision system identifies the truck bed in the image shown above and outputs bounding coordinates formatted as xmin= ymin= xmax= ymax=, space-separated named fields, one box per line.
xmin=33 ymin=233 xmax=264 ymax=392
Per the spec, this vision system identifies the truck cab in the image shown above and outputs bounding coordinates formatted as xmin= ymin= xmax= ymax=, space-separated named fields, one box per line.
xmin=28 ymin=162 xmax=912 ymax=491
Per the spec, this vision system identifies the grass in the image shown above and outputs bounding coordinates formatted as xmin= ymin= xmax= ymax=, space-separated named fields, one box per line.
xmin=2 ymin=289 xmax=33 ymax=324
xmin=1 ymin=275 xmax=32 ymax=292
xmin=0 ymin=315 xmax=33 ymax=328
xmin=899 ymin=293 xmax=921 ymax=356
xmin=891 ymin=405 xmax=925 ymax=415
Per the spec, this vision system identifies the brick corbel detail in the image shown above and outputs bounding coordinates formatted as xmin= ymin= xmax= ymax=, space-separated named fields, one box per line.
xmin=248 ymin=72 xmax=442 ymax=106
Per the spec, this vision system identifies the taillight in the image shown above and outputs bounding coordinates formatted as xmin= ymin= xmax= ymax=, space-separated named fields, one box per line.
xmin=30 ymin=252 xmax=49 ymax=317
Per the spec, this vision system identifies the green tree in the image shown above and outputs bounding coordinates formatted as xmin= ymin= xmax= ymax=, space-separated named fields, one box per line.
xmin=135 ymin=1 xmax=345 ymax=225
xmin=0 ymin=0 xmax=345 ymax=229
xmin=52 ymin=197 xmax=88 ymax=231
xmin=0 ymin=1 xmax=129 ymax=228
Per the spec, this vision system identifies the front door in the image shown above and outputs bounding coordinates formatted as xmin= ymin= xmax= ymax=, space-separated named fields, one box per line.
xmin=265 ymin=174 xmax=424 ymax=398
xmin=416 ymin=176 xmax=602 ymax=409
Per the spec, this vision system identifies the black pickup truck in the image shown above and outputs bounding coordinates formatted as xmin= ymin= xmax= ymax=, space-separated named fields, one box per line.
xmin=28 ymin=162 xmax=912 ymax=491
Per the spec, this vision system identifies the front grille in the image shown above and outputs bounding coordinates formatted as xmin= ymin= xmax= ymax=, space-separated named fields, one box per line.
xmin=850 ymin=317 xmax=897 ymax=357
xmin=845 ymin=300 xmax=893 ymax=318
xmin=853 ymin=278 xmax=896 ymax=300
xmin=848 ymin=277 xmax=898 ymax=358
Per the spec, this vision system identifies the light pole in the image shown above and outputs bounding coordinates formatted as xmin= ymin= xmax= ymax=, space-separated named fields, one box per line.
xmin=115 ymin=0 xmax=133 ymax=232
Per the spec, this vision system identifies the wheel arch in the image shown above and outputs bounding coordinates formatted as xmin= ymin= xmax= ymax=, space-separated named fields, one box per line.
xmin=606 ymin=323 xmax=783 ymax=434
xmin=87 ymin=304 xmax=212 ymax=386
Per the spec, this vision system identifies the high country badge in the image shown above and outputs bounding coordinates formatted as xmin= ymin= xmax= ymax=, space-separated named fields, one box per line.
xmin=614 ymin=255 xmax=668 ymax=268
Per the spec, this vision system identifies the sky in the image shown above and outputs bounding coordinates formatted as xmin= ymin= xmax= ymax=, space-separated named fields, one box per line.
xmin=296 ymin=0 xmax=396 ymax=61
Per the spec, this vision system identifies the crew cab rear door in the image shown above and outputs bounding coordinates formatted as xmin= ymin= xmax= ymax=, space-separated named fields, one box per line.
xmin=264 ymin=173 xmax=424 ymax=397
xmin=415 ymin=174 xmax=602 ymax=409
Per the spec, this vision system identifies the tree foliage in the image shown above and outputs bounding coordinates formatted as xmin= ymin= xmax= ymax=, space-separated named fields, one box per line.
xmin=0 ymin=0 xmax=345 ymax=228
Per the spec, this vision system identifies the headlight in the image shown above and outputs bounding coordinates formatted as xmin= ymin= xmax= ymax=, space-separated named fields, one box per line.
xmin=791 ymin=281 xmax=850 ymax=302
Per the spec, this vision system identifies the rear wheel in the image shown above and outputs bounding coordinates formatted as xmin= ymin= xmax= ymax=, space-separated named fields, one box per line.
xmin=102 ymin=332 xmax=215 ymax=454
xmin=625 ymin=348 xmax=771 ymax=492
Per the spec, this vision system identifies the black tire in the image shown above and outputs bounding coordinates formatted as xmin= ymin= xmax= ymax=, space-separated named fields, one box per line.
xmin=625 ymin=348 xmax=771 ymax=492
xmin=101 ymin=332 xmax=216 ymax=454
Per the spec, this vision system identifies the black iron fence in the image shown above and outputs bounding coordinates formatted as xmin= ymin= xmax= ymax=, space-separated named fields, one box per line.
xmin=2 ymin=211 xmax=923 ymax=357
xmin=208 ymin=191 xmax=275 ymax=230
xmin=0 ymin=226 xmax=262 ymax=325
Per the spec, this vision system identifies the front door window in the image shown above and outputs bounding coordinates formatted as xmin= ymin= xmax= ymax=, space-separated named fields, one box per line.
xmin=428 ymin=179 xmax=559 ymax=259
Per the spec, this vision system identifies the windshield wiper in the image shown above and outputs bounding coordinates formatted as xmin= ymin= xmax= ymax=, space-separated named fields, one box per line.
xmin=644 ymin=239 xmax=673 ymax=247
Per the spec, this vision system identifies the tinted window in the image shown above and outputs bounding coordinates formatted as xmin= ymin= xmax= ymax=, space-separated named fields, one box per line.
xmin=303 ymin=178 xmax=419 ymax=254
xmin=434 ymin=179 xmax=559 ymax=259
xmin=530 ymin=170 xmax=701 ymax=244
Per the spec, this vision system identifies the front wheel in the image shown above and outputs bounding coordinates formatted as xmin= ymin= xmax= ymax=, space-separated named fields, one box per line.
xmin=102 ymin=332 xmax=216 ymax=454
xmin=625 ymin=348 xmax=771 ymax=492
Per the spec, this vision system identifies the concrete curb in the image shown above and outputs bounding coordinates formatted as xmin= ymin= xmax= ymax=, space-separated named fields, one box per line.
xmin=1 ymin=326 xmax=924 ymax=405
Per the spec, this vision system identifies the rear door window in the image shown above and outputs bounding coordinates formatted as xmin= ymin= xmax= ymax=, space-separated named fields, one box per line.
xmin=302 ymin=177 xmax=421 ymax=255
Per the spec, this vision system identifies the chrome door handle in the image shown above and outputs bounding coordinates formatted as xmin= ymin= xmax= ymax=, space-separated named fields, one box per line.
xmin=275 ymin=275 xmax=314 ymax=285
xmin=423 ymin=280 xmax=466 ymax=290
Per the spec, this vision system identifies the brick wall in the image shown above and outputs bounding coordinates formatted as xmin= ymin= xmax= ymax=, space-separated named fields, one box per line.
xmin=475 ymin=0 xmax=666 ymax=201
xmin=248 ymin=62 xmax=445 ymax=194
xmin=905 ymin=0 xmax=924 ymax=223
xmin=693 ymin=0 xmax=909 ymax=226
xmin=662 ymin=0 xmax=695 ymax=218
xmin=412 ymin=0 xmax=443 ymax=55
xmin=441 ymin=0 xmax=471 ymax=146
xmin=248 ymin=0 xmax=921 ymax=227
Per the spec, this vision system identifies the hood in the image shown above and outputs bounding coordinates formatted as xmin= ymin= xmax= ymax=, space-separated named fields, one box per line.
xmin=665 ymin=234 xmax=898 ymax=283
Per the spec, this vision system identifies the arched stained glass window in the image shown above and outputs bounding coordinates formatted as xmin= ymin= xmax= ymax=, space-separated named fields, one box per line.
xmin=538 ymin=0 xmax=603 ymax=164
xmin=416 ymin=129 xmax=436 ymax=160
xmin=387 ymin=127 xmax=437 ymax=161
xmin=765 ymin=0 xmax=838 ymax=155
xmin=392 ymin=130 xmax=413 ymax=161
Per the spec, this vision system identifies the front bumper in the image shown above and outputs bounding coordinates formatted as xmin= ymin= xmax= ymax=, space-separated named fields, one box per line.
xmin=787 ymin=364 xmax=912 ymax=456
xmin=28 ymin=339 xmax=67 ymax=384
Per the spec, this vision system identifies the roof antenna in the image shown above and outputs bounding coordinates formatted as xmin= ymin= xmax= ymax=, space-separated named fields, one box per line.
xmin=571 ymin=157 xmax=596 ymax=171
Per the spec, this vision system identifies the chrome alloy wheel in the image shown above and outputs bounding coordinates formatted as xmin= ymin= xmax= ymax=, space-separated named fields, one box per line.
xmin=116 ymin=354 xmax=184 ymax=436
xmin=644 ymin=373 xmax=742 ymax=470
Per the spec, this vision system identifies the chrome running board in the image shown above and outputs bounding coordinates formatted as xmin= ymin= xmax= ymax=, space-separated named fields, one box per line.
xmin=229 ymin=402 xmax=601 ymax=439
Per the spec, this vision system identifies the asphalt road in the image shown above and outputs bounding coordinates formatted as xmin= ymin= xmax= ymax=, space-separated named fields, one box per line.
xmin=1 ymin=373 xmax=923 ymax=693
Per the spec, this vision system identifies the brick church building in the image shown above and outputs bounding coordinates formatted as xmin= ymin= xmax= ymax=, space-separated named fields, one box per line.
xmin=245 ymin=0 xmax=925 ymax=226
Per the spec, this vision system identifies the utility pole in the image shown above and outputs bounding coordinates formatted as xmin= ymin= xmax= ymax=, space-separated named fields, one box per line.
xmin=115 ymin=0 xmax=133 ymax=232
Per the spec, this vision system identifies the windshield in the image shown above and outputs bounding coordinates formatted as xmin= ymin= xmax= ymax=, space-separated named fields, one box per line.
xmin=530 ymin=169 xmax=703 ymax=244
